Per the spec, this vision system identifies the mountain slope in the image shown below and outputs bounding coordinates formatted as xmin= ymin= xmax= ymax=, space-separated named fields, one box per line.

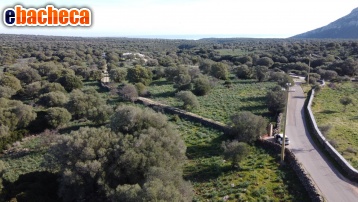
xmin=292 ymin=8 xmax=358 ymax=39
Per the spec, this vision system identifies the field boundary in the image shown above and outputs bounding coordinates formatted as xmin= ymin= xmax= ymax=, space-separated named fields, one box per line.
xmin=306 ymin=89 xmax=358 ymax=181
xmin=137 ymin=96 xmax=324 ymax=202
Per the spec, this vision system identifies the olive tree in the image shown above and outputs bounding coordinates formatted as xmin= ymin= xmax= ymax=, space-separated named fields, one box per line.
xmin=222 ymin=140 xmax=250 ymax=168
xmin=192 ymin=75 xmax=211 ymax=96
xmin=46 ymin=106 xmax=192 ymax=202
xmin=45 ymin=107 xmax=72 ymax=128
xmin=109 ymin=68 xmax=127 ymax=83
xmin=266 ymin=87 xmax=286 ymax=114
xmin=229 ymin=111 xmax=267 ymax=143
xmin=176 ymin=91 xmax=199 ymax=110
xmin=38 ymin=91 xmax=69 ymax=107
xmin=118 ymin=84 xmax=138 ymax=102
xmin=210 ymin=62 xmax=229 ymax=80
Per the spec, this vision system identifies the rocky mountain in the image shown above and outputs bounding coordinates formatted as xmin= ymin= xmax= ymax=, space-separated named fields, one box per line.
xmin=292 ymin=8 xmax=358 ymax=39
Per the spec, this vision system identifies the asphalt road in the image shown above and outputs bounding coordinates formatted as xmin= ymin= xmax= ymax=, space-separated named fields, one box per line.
xmin=286 ymin=82 xmax=358 ymax=202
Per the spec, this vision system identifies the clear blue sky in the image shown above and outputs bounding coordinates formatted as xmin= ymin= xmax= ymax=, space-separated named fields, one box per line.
xmin=1 ymin=0 xmax=358 ymax=39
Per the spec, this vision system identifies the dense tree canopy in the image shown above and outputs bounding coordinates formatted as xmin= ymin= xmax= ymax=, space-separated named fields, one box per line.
xmin=47 ymin=106 xmax=192 ymax=201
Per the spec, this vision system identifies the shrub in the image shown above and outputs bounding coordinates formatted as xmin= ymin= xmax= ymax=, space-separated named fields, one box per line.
xmin=176 ymin=91 xmax=199 ymax=110
xmin=118 ymin=84 xmax=138 ymax=102
xmin=192 ymin=75 xmax=210 ymax=96
xmin=45 ymin=107 xmax=72 ymax=128
xmin=230 ymin=111 xmax=268 ymax=143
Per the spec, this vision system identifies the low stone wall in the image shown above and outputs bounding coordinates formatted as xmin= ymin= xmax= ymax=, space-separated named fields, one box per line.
xmin=257 ymin=140 xmax=324 ymax=202
xmin=136 ymin=97 xmax=230 ymax=133
xmin=306 ymin=89 xmax=358 ymax=182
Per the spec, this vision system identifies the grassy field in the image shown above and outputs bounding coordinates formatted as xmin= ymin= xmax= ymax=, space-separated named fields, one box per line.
xmin=175 ymin=118 xmax=309 ymax=201
xmin=148 ymin=78 xmax=276 ymax=124
xmin=311 ymin=82 xmax=358 ymax=168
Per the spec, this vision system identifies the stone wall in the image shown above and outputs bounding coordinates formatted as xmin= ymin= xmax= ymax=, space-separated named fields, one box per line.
xmin=136 ymin=97 xmax=230 ymax=133
xmin=306 ymin=89 xmax=358 ymax=182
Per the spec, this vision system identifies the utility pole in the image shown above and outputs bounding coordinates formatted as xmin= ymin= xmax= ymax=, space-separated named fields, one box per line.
xmin=281 ymin=82 xmax=291 ymax=164
xmin=307 ymin=54 xmax=311 ymax=85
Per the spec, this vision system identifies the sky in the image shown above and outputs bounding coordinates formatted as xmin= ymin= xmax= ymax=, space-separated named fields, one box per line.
xmin=1 ymin=0 xmax=358 ymax=39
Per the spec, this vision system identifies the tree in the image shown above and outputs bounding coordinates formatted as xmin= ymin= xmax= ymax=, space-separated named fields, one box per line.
xmin=269 ymin=72 xmax=294 ymax=87
xmin=306 ymin=73 xmax=321 ymax=84
xmin=176 ymin=91 xmax=199 ymax=110
xmin=0 ymin=74 xmax=22 ymax=92
xmin=236 ymin=65 xmax=252 ymax=79
xmin=340 ymin=96 xmax=353 ymax=112
xmin=266 ymin=87 xmax=286 ymax=114
xmin=199 ymin=59 xmax=213 ymax=74
xmin=222 ymin=140 xmax=250 ymax=168
xmin=174 ymin=73 xmax=192 ymax=90
xmin=210 ymin=62 xmax=229 ymax=80
xmin=164 ymin=66 xmax=188 ymax=82
xmin=38 ymin=91 xmax=69 ymax=107
xmin=135 ymin=82 xmax=148 ymax=96
xmin=40 ymin=82 xmax=66 ymax=94
xmin=127 ymin=65 xmax=152 ymax=85
xmin=118 ymin=84 xmax=138 ymax=102
xmin=58 ymin=74 xmax=83 ymax=92
xmin=230 ymin=111 xmax=267 ymax=143
xmin=321 ymin=70 xmax=338 ymax=81
xmin=255 ymin=57 xmax=274 ymax=67
xmin=45 ymin=107 xmax=72 ymax=128
xmin=255 ymin=66 xmax=268 ymax=82
xmin=110 ymin=105 xmax=167 ymax=134
xmin=46 ymin=106 xmax=192 ymax=202
xmin=0 ymin=86 xmax=16 ymax=98
xmin=87 ymin=104 xmax=113 ymax=124
xmin=16 ymin=68 xmax=41 ymax=85
xmin=24 ymin=81 xmax=42 ymax=98
xmin=192 ymin=75 xmax=211 ymax=96
xmin=66 ymin=89 xmax=106 ymax=120
xmin=341 ymin=58 xmax=358 ymax=76
xmin=0 ymin=98 xmax=37 ymax=130
xmin=109 ymin=68 xmax=127 ymax=83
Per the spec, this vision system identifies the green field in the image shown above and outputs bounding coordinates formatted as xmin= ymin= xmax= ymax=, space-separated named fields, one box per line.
xmin=311 ymin=82 xmax=358 ymax=168
xmin=148 ymin=78 xmax=276 ymax=123
xmin=175 ymin=118 xmax=309 ymax=201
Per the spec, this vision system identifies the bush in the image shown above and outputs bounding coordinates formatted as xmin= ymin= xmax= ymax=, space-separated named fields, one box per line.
xmin=266 ymin=87 xmax=286 ymax=114
xmin=192 ymin=75 xmax=211 ymax=96
xmin=222 ymin=140 xmax=249 ymax=168
xmin=45 ymin=107 xmax=72 ymax=128
xmin=109 ymin=68 xmax=127 ymax=83
xmin=135 ymin=82 xmax=148 ymax=96
xmin=37 ymin=92 xmax=69 ymax=107
xmin=57 ymin=74 xmax=83 ymax=91
xmin=118 ymin=84 xmax=138 ymax=102
xmin=230 ymin=111 xmax=267 ymax=143
xmin=176 ymin=91 xmax=199 ymax=110
xmin=210 ymin=62 xmax=229 ymax=80
xmin=127 ymin=65 xmax=152 ymax=85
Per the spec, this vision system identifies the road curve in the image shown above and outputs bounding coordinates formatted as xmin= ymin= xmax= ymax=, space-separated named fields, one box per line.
xmin=286 ymin=82 xmax=358 ymax=202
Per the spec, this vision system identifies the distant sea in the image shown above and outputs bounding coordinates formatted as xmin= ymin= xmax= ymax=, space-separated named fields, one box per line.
xmin=123 ymin=34 xmax=290 ymax=40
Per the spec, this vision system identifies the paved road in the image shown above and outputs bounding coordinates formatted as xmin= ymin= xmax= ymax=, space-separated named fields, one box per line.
xmin=286 ymin=82 xmax=358 ymax=202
